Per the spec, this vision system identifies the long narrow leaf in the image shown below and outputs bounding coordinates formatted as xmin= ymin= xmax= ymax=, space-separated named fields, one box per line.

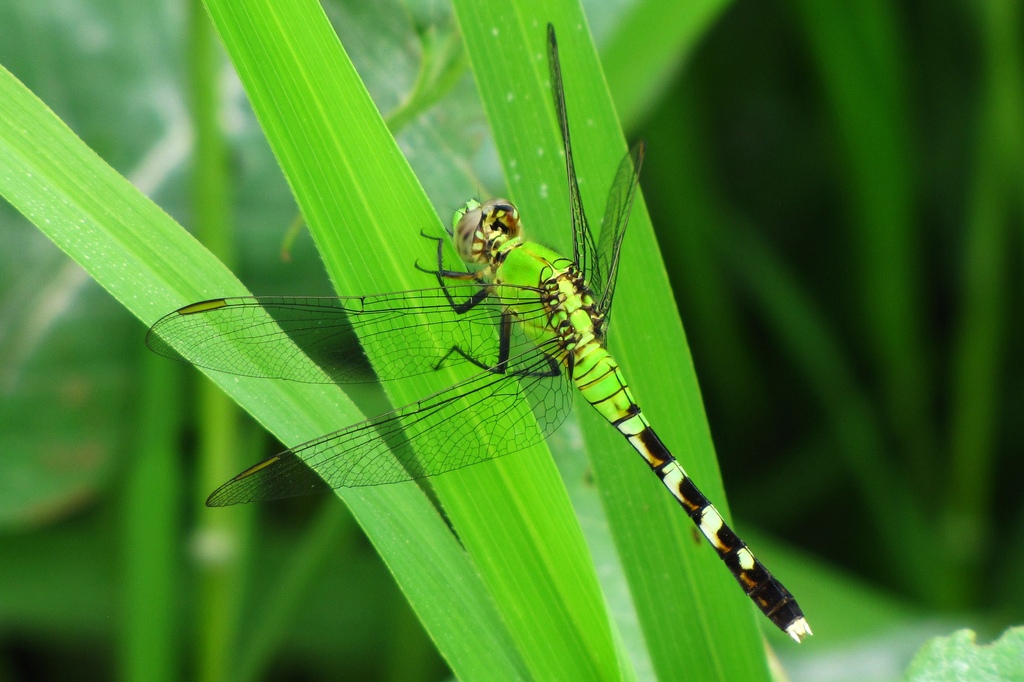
xmin=453 ymin=0 xmax=775 ymax=678
xmin=201 ymin=0 xmax=622 ymax=678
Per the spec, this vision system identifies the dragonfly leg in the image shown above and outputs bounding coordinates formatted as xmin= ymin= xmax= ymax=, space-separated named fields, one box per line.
xmin=435 ymin=345 xmax=561 ymax=378
xmin=514 ymin=352 xmax=562 ymax=378
xmin=434 ymin=310 xmax=512 ymax=373
xmin=415 ymin=231 xmax=491 ymax=313
xmin=434 ymin=313 xmax=562 ymax=379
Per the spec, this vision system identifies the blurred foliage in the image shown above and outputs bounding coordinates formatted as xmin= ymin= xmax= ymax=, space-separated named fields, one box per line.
xmin=903 ymin=627 xmax=1024 ymax=682
xmin=1 ymin=0 xmax=1022 ymax=680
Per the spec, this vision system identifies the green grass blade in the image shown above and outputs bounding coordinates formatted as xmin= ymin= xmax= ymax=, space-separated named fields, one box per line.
xmin=0 ymin=46 xmax=527 ymax=682
xmin=202 ymin=0 xmax=620 ymax=678
xmin=453 ymin=0 xmax=773 ymax=678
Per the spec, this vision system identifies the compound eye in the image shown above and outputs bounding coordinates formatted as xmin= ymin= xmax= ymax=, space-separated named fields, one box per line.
xmin=480 ymin=200 xmax=521 ymax=238
xmin=451 ymin=200 xmax=484 ymax=262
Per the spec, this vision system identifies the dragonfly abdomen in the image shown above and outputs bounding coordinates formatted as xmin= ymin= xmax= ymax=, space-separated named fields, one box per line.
xmin=641 ymin=430 xmax=811 ymax=641
xmin=575 ymin=348 xmax=811 ymax=642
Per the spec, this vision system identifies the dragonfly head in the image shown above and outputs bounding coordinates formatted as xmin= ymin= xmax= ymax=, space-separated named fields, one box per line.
xmin=450 ymin=199 xmax=522 ymax=265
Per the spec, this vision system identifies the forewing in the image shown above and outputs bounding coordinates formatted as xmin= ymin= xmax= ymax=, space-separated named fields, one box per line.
xmin=547 ymin=24 xmax=600 ymax=288
xmin=206 ymin=337 xmax=574 ymax=505
xmin=146 ymin=288 xmax=550 ymax=384
xmin=596 ymin=141 xmax=645 ymax=319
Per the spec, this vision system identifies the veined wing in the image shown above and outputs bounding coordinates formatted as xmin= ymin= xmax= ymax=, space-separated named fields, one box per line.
xmin=547 ymin=24 xmax=600 ymax=289
xmin=146 ymin=286 xmax=550 ymax=385
xmin=207 ymin=335 xmax=573 ymax=505
xmin=595 ymin=141 xmax=645 ymax=320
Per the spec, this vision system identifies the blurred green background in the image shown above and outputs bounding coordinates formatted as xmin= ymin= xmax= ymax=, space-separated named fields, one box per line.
xmin=1 ymin=0 xmax=1021 ymax=680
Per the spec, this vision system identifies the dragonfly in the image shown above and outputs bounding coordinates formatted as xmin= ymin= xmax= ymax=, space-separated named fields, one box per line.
xmin=147 ymin=24 xmax=810 ymax=643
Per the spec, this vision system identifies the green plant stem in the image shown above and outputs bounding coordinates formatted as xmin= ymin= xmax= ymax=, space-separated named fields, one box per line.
xmin=187 ymin=3 xmax=249 ymax=681
xmin=942 ymin=0 xmax=1024 ymax=608
xmin=121 ymin=350 xmax=183 ymax=682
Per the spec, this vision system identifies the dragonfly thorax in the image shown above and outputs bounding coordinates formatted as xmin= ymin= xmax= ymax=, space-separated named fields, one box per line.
xmin=501 ymin=249 xmax=608 ymax=381
xmin=541 ymin=264 xmax=605 ymax=356
xmin=450 ymin=198 xmax=522 ymax=267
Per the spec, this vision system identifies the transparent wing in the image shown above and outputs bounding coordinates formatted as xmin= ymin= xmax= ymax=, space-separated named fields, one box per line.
xmin=547 ymin=24 xmax=600 ymax=289
xmin=206 ymin=336 xmax=573 ymax=505
xmin=595 ymin=141 xmax=645 ymax=319
xmin=146 ymin=287 xmax=550 ymax=385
